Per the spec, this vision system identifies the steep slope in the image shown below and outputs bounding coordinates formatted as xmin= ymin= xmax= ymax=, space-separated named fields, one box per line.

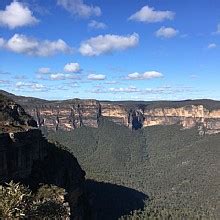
xmin=47 ymin=117 xmax=148 ymax=172
xmin=1 ymin=90 xmax=220 ymax=133
xmin=0 ymin=94 xmax=89 ymax=219
xmin=0 ymin=93 xmax=37 ymax=132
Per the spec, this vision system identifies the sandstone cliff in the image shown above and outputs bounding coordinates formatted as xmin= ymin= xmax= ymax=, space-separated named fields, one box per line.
xmin=1 ymin=90 xmax=220 ymax=134
xmin=0 ymin=94 xmax=89 ymax=219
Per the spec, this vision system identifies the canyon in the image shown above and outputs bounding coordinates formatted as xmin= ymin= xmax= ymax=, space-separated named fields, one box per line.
xmin=1 ymin=90 xmax=220 ymax=134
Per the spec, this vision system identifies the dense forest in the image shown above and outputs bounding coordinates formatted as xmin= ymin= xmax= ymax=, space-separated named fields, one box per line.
xmin=45 ymin=117 xmax=219 ymax=219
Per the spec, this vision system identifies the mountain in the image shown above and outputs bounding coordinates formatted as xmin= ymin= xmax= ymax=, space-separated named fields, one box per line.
xmin=1 ymin=90 xmax=220 ymax=219
xmin=1 ymin=90 xmax=220 ymax=134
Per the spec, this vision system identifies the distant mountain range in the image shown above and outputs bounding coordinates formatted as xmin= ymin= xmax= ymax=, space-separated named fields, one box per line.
xmin=1 ymin=89 xmax=220 ymax=134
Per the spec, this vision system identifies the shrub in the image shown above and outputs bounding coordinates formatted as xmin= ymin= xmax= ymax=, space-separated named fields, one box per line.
xmin=0 ymin=181 xmax=70 ymax=219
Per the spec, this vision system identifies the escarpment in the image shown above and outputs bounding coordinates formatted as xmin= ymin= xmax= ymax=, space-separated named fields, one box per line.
xmin=1 ymin=90 xmax=220 ymax=134
xmin=0 ymin=94 xmax=89 ymax=219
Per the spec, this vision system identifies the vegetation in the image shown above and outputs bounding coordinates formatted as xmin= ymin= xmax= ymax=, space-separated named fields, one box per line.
xmin=0 ymin=181 xmax=70 ymax=219
xmin=45 ymin=118 xmax=220 ymax=219
xmin=120 ymin=198 xmax=214 ymax=220
xmin=103 ymin=99 xmax=220 ymax=111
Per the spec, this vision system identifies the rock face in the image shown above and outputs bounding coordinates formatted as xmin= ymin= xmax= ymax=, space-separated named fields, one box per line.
xmin=0 ymin=93 xmax=37 ymax=132
xmin=0 ymin=94 xmax=89 ymax=219
xmin=1 ymin=90 xmax=220 ymax=134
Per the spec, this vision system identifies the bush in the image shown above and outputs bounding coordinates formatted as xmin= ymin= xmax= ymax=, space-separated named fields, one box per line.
xmin=0 ymin=181 xmax=32 ymax=218
xmin=0 ymin=181 xmax=70 ymax=219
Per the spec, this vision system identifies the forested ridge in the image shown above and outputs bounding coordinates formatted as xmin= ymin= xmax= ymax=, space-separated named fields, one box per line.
xmin=45 ymin=117 xmax=220 ymax=219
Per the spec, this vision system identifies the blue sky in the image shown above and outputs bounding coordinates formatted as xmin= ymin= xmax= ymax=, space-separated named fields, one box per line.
xmin=0 ymin=0 xmax=220 ymax=100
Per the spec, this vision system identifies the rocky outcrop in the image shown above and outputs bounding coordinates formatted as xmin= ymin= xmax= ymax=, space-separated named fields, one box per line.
xmin=0 ymin=129 xmax=88 ymax=219
xmin=0 ymin=94 xmax=37 ymax=132
xmin=0 ymin=93 xmax=90 ymax=219
xmin=1 ymin=90 xmax=220 ymax=134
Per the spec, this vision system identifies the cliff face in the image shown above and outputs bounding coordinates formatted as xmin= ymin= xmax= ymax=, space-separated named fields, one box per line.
xmin=0 ymin=94 xmax=37 ymax=132
xmin=0 ymin=94 xmax=89 ymax=219
xmin=0 ymin=129 xmax=87 ymax=219
xmin=1 ymin=90 xmax=220 ymax=134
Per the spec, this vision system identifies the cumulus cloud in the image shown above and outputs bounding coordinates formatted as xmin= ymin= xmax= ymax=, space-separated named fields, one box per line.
xmin=88 ymin=20 xmax=107 ymax=29
xmin=129 ymin=5 xmax=174 ymax=23
xmin=127 ymin=71 xmax=163 ymax=80
xmin=155 ymin=26 xmax=179 ymax=38
xmin=57 ymin=0 xmax=101 ymax=18
xmin=64 ymin=62 xmax=81 ymax=73
xmin=88 ymin=74 xmax=106 ymax=80
xmin=0 ymin=1 xmax=38 ymax=29
xmin=208 ymin=43 xmax=217 ymax=49
xmin=50 ymin=73 xmax=79 ymax=80
xmin=38 ymin=67 xmax=51 ymax=74
xmin=15 ymin=81 xmax=46 ymax=91
xmin=79 ymin=33 xmax=139 ymax=56
xmin=0 ymin=34 xmax=71 ymax=56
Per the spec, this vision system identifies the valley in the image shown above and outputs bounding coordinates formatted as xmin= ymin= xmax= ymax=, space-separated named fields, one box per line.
xmin=0 ymin=90 xmax=220 ymax=219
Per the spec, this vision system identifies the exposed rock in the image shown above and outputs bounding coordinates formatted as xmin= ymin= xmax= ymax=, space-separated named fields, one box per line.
xmin=1 ymin=90 xmax=220 ymax=134
xmin=0 ymin=93 xmax=90 ymax=219
xmin=0 ymin=93 xmax=37 ymax=132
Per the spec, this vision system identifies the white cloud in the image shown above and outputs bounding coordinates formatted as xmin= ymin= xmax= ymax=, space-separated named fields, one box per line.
xmin=0 ymin=38 xmax=5 ymax=47
xmin=57 ymin=0 xmax=101 ymax=18
xmin=50 ymin=73 xmax=79 ymax=80
xmin=213 ymin=23 xmax=220 ymax=35
xmin=155 ymin=26 xmax=179 ymax=38
xmin=208 ymin=43 xmax=217 ymax=49
xmin=127 ymin=71 xmax=163 ymax=80
xmin=64 ymin=62 xmax=81 ymax=73
xmin=0 ymin=34 xmax=71 ymax=56
xmin=0 ymin=1 xmax=38 ymax=29
xmin=0 ymin=79 xmax=10 ymax=85
xmin=79 ymin=33 xmax=139 ymax=56
xmin=109 ymin=86 xmax=140 ymax=93
xmin=15 ymin=82 xmax=46 ymax=91
xmin=88 ymin=20 xmax=107 ymax=29
xmin=88 ymin=74 xmax=106 ymax=80
xmin=217 ymin=23 xmax=220 ymax=34
xmin=90 ymin=85 xmax=195 ymax=96
xmin=38 ymin=67 xmax=51 ymax=74
xmin=104 ymin=81 xmax=118 ymax=85
xmin=129 ymin=5 xmax=174 ymax=23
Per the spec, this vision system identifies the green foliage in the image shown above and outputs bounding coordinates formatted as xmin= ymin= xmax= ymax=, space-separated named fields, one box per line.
xmin=120 ymin=198 xmax=214 ymax=220
xmin=0 ymin=181 xmax=70 ymax=219
xmin=0 ymin=181 xmax=32 ymax=218
xmin=0 ymin=93 xmax=11 ymax=103
xmin=45 ymin=121 xmax=220 ymax=219
xmin=47 ymin=117 xmax=148 ymax=172
xmin=30 ymin=184 xmax=70 ymax=218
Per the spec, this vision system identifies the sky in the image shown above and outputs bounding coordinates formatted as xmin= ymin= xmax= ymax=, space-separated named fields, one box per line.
xmin=0 ymin=0 xmax=220 ymax=101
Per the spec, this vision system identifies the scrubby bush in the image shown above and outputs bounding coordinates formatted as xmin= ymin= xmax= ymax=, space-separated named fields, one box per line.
xmin=0 ymin=181 xmax=70 ymax=219
xmin=0 ymin=181 xmax=32 ymax=218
